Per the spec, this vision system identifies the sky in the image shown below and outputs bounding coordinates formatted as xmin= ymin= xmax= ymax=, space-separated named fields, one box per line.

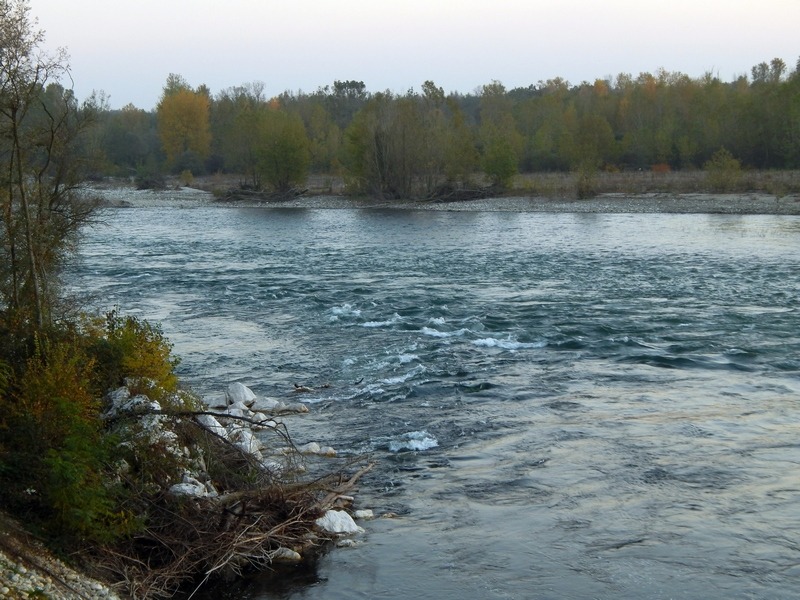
xmin=29 ymin=0 xmax=800 ymax=111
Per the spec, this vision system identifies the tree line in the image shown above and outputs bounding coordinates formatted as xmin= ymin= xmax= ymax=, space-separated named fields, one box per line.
xmin=92 ymin=58 xmax=800 ymax=198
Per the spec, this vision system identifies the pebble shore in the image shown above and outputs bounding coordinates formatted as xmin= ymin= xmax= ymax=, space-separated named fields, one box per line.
xmin=259 ymin=192 xmax=800 ymax=214
xmin=96 ymin=185 xmax=800 ymax=215
xmin=0 ymin=545 xmax=119 ymax=600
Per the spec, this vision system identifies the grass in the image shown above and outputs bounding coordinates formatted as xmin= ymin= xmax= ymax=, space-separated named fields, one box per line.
xmin=513 ymin=170 xmax=800 ymax=198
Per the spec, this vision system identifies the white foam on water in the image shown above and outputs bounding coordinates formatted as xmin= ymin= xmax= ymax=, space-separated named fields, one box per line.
xmin=329 ymin=303 xmax=362 ymax=321
xmin=421 ymin=326 xmax=471 ymax=338
xmin=398 ymin=353 xmax=419 ymax=364
xmin=363 ymin=313 xmax=403 ymax=328
xmin=473 ymin=337 xmax=546 ymax=350
xmin=381 ymin=364 xmax=426 ymax=385
xmin=388 ymin=430 xmax=439 ymax=452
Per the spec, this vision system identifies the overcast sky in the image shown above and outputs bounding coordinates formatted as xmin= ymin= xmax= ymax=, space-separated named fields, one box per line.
xmin=30 ymin=0 xmax=800 ymax=111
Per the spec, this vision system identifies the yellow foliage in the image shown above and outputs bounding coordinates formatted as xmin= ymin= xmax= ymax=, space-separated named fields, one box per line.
xmin=19 ymin=337 xmax=99 ymax=443
xmin=157 ymin=89 xmax=211 ymax=167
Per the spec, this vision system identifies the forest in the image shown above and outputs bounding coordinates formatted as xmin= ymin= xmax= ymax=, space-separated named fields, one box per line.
xmin=90 ymin=58 xmax=800 ymax=199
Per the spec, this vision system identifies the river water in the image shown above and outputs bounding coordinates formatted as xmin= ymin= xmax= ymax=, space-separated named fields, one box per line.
xmin=67 ymin=203 xmax=800 ymax=599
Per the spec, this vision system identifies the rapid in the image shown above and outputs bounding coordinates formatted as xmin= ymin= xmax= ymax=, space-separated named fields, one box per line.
xmin=67 ymin=201 xmax=800 ymax=599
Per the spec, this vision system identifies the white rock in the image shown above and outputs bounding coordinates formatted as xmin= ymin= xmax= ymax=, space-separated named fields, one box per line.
xmin=169 ymin=481 xmax=206 ymax=497
xmin=354 ymin=509 xmax=374 ymax=520
xmin=204 ymin=481 xmax=219 ymax=497
xmin=108 ymin=386 xmax=130 ymax=405
xmin=121 ymin=394 xmax=161 ymax=415
xmin=262 ymin=459 xmax=285 ymax=474
xmin=252 ymin=397 xmax=281 ymax=411
xmin=319 ymin=446 xmax=337 ymax=457
xmin=315 ymin=510 xmax=364 ymax=535
xmin=196 ymin=414 xmax=228 ymax=439
xmin=206 ymin=394 xmax=227 ymax=409
xmin=298 ymin=442 xmax=321 ymax=454
xmin=250 ymin=412 xmax=272 ymax=428
xmin=226 ymin=382 xmax=257 ymax=407
xmin=229 ymin=427 xmax=261 ymax=455
xmin=270 ymin=547 xmax=302 ymax=562
xmin=225 ymin=406 xmax=248 ymax=419
xmin=229 ymin=400 xmax=251 ymax=412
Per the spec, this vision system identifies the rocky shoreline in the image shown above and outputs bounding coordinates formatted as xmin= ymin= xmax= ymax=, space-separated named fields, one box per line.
xmin=1 ymin=378 xmax=370 ymax=599
xmin=0 ymin=516 xmax=119 ymax=599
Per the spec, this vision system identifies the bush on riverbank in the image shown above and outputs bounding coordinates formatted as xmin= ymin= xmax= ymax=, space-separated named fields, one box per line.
xmin=0 ymin=311 xmax=368 ymax=597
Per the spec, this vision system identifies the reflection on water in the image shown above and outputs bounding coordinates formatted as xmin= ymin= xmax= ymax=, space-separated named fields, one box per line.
xmin=69 ymin=207 xmax=800 ymax=600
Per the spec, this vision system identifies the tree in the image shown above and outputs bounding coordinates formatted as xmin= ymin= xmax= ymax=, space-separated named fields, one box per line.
xmin=210 ymin=81 xmax=264 ymax=175
xmin=156 ymin=76 xmax=211 ymax=171
xmin=101 ymin=103 xmax=160 ymax=174
xmin=478 ymin=82 xmax=522 ymax=187
xmin=257 ymin=106 xmax=310 ymax=192
xmin=1 ymin=0 xmax=99 ymax=331
xmin=344 ymin=91 xmax=434 ymax=198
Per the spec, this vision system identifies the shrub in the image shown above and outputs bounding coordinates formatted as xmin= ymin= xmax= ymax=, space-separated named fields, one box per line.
xmin=6 ymin=337 xmax=132 ymax=541
xmin=704 ymin=147 xmax=742 ymax=192
xmin=575 ymin=161 xmax=599 ymax=199
xmin=482 ymin=136 xmax=519 ymax=188
xmin=91 ymin=311 xmax=180 ymax=397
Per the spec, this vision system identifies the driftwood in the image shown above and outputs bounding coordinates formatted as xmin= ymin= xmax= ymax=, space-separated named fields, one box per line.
xmin=426 ymin=183 xmax=503 ymax=202
xmin=86 ymin=409 xmax=372 ymax=599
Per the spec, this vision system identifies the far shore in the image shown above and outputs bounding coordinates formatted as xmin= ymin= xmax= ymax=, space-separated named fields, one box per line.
xmin=92 ymin=183 xmax=800 ymax=215
xmin=226 ymin=191 xmax=800 ymax=215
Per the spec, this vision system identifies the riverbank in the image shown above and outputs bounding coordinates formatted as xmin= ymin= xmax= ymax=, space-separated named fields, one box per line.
xmin=0 ymin=513 xmax=119 ymax=599
xmin=233 ymin=191 xmax=800 ymax=214
xmin=92 ymin=182 xmax=800 ymax=215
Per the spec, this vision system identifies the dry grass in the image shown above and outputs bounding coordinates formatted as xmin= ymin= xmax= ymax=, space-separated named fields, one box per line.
xmin=514 ymin=170 xmax=800 ymax=199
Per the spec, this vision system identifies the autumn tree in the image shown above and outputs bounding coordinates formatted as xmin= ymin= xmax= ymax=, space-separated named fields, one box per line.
xmin=156 ymin=74 xmax=211 ymax=172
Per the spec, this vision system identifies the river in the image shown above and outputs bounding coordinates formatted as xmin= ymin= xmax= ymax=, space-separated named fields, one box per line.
xmin=67 ymin=201 xmax=800 ymax=599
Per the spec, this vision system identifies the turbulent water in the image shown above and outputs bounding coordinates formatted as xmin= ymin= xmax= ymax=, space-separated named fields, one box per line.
xmin=68 ymin=203 xmax=800 ymax=599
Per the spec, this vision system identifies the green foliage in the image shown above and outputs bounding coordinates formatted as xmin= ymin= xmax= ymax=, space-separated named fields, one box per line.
xmin=345 ymin=86 xmax=480 ymax=198
xmin=704 ymin=147 xmax=742 ymax=191
xmin=4 ymin=336 xmax=133 ymax=541
xmin=257 ymin=109 xmax=311 ymax=192
xmin=88 ymin=54 xmax=800 ymax=184
xmin=0 ymin=307 xmax=188 ymax=544
xmin=481 ymin=130 xmax=520 ymax=187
